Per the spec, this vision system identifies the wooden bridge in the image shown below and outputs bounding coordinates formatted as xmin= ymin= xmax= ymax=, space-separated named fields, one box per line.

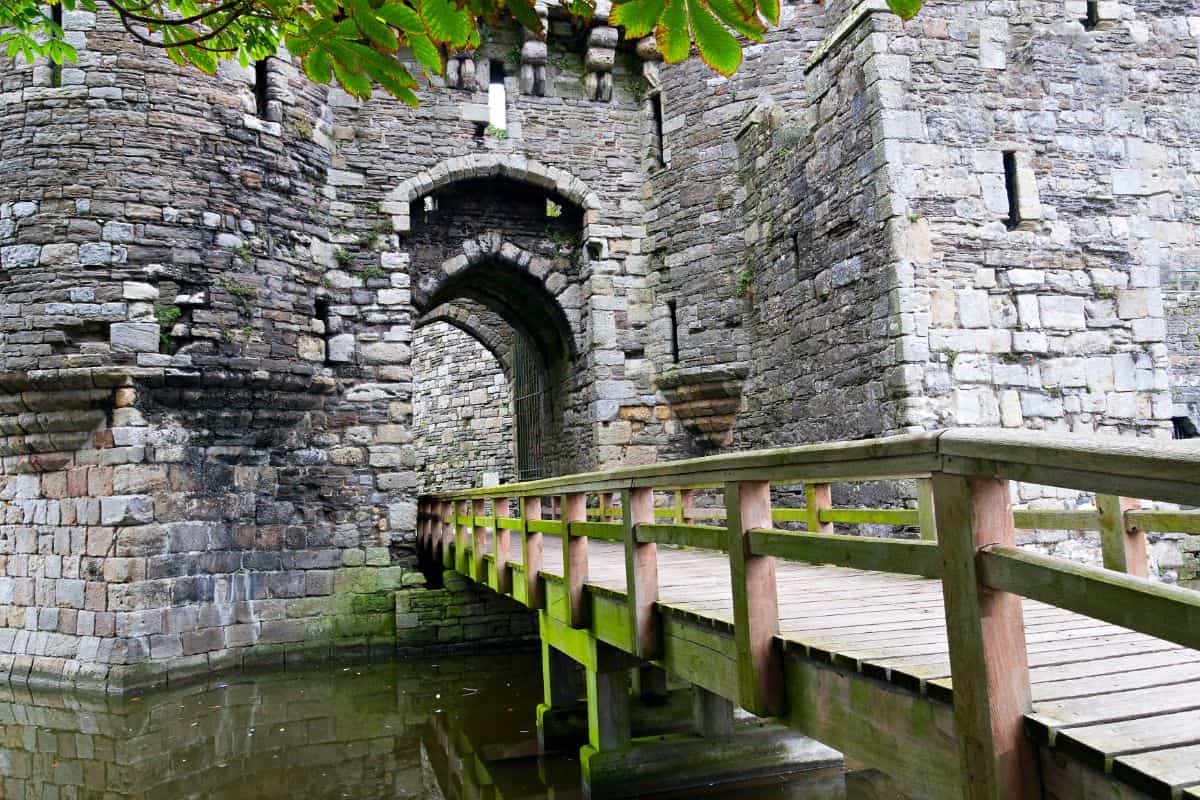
xmin=417 ymin=429 xmax=1200 ymax=800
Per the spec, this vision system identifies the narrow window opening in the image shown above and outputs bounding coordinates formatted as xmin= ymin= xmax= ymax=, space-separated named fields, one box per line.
xmin=792 ymin=231 xmax=802 ymax=275
xmin=650 ymin=93 xmax=665 ymax=166
xmin=1082 ymin=0 xmax=1100 ymax=30
xmin=315 ymin=298 xmax=332 ymax=364
xmin=667 ymin=300 xmax=680 ymax=363
xmin=488 ymin=61 xmax=507 ymax=132
xmin=1002 ymin=151 xmax=1021 ymax=230
xmin=254 ymin=58 xmax=271 ymax=118
xmin=49 ymin=3 xmax=64 ymax=87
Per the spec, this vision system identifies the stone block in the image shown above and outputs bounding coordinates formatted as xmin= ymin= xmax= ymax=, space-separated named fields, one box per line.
xmin=110 ymin=323 xmax=159 ymax=353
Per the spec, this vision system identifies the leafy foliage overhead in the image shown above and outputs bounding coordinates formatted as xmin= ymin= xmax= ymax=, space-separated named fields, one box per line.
xmin=2 ymin=0 xmax=924 ymax=104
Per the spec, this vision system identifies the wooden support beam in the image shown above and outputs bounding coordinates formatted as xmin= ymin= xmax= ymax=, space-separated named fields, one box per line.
xmin=633 ymin=664 xmax=669 ymax=704
xmin=727 ymin=480 xmax=783 ymax=717
xmin=600 ymin=491 xmax=615 ymax=522
xmin=932 ymin=473 xmax=1039 ymax=800
xmin=543 ymin=638 xmax=583 ymax=708
xmin=472 ymin=498 xmax=488 ymax=582
xmin=442 ymin=501 xmax=455 ymax=569
xmin=805 ymin=483 xmax=833 ymax=534
xmin=523 ymin=496 xmax=544 ymax=609
xmin=622 ymin=486 xmax=659 ymax=659
xmin=675 ymin=488 xmax=694 ymax=524
xmin=454 ymin=500 xmax=470 ymax=574
xmin=1097 ymin=494 xmax=1147 ymax=577
xmin=586 ymin=654 xmax=632 ymax=752
xmin=562 ymin=492 xmax=589 ymax=629
xmin=691 ymin=685 xmax=735 ymax=738
xmin=917 ymin=477 xmax=937 ymax=541
xmin=494 ymin=497 xmax=511 ymax=594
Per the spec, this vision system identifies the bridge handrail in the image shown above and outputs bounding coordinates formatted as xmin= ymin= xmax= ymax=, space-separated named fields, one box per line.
xmin=417 ymin=428 xmax=1200 ymax=799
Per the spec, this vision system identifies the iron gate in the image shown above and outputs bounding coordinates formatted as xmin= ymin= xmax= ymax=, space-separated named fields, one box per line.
xmin=512 ymin=335 xmax=553 ymax=480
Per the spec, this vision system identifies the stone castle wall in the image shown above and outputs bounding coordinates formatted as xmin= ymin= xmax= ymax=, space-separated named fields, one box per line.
xmin=413 ymin=321 xmax=515 ymax=494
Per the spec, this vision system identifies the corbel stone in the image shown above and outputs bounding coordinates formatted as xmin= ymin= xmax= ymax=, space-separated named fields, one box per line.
xmin=584 ymin=26 xmax=618 ymax=102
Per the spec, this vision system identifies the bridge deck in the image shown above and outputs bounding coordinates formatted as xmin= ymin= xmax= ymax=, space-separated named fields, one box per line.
xmin=509 ymin=534 xmax=1200 ymax=800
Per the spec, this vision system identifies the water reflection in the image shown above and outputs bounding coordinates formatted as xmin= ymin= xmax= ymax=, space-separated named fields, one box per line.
xmin=0 ymin=651 xmax=896 ymax=799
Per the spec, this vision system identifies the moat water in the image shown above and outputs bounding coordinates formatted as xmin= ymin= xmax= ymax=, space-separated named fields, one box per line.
xmin=0 ymin=651 xmax=888 ymax=799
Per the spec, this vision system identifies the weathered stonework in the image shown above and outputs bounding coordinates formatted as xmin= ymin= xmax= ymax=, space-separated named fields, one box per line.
xmin=3 ymin=0 xmax=1200 ymax=687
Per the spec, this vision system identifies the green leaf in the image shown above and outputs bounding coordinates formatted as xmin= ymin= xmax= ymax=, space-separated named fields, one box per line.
xmin=303 ymin=47 xmax=333 ymax=83
xmin=687 ymin=0 xmax=740 ymax=76
xmin=655 ymin=0 xmax=689 ymax=63
xmin=707 ymin=0 xmax=764 ymax=42
xmin=505 ymin=0 xmax=544 ymax=36
xmin=565 ymin=0 xmax=596 ymax=21
xmin=377 ymin=2 xmax=425 ymax=34
xmin=609 ymin=0 xmax=665 ymax=39
xmin=354 ymin=6 xmax=400 ymax=49
xmin=756 ymin=0 xmax=778 ymax=26
xmin=418 ymin=0 xmax=474 ymax=47
xmin=332 ymin=58 xmax=373 ymax=97
xmin=886 ymin=0 xmax=922 ymax=21
xmin=408 ymin=32 xmax=443 ymax=74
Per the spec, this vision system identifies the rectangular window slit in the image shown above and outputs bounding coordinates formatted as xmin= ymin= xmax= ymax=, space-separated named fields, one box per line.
xmin=488 ymin=61 xmax=507 ymax=132
xmin=254 ymin=59 xmax=271 ymax=118
xmin=315 ymin=298 xmax=332 ymax=364
xmin=49 ymin=3 xmax=64 ymax=87
xmin=1003 ymin=151 xmax=1021 ymax=230
xmin=650 ymin=93 xmax=665 ymax=166
xmin=1082 ymin=1 xmax=1100 ymax=30
xmin=792 ymin=232 xmax=802 ymax=274
xmin=668 ymin=300 xmax=680 ymax=363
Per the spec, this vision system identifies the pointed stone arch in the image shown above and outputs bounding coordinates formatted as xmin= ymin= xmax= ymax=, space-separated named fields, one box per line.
xmin=415 ymin=302 xmax=514 ymax=384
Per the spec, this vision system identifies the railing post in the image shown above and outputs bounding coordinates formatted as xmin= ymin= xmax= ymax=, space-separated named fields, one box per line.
xmin=442 ymin=500 xmax=455 ymax=569
xmin=674 ymin=489 xmax=694 ymax=524
xmin=805 ymin=483 xmax=833 ymax=533
xmin=454 ymin=499 xmax=470 ymax=574
xmin=1097 ymin=494 xmax=1147 ymax=577
xmin=494 ymin=496 xmax=511 ymax=594
xmin=726 ymin=480 xmax=782 ymax=716
xmin=932 ymin=473 xmax=1039 ymax=800
xmin=917 ymin=478 xmax=937 ymax=541
xmin=433 ymin=501 xmax=446 ymax=565
xmin=622 ymin=486 xmax=659 ymax=659
xmin=523 ymin=496 xmax=545 ymax=609
xmin=600 ymin=491 xmax=615 ymax=522
xmin=562 ymin=492 xmax=589 ymax=628
xmin=472 ymin=498 xmax=488 ymax=582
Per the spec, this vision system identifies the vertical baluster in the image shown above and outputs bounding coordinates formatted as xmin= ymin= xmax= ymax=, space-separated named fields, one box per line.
xmin=917 ymin=478 xmax=938 ymax=541
xmin=454 ymin=499 xmax=470 ymax=575
xmin=562 ymin=492 xmax=589 ymax=628
xmin=726 ymin=480 xmax=782 ymax=716
xmin=442 ymin=500 xmax=455 ymax=569
xmin=1097 ymin=494 xmax=1147 ymax=577
xmin=622 ymin=486 xmax=659 ymax=659
xmin=432 ymin=501 xmax=445 ymax=564
xmin=805 ymin=482 xmax=833 ymax=533
xmin=524 ymin=496 xmax=545 ymax=609
xmin=933 ymin=473 xmax=1038 ymax=800
xmin=494 ymin=496 xmax=511 ymax=594
xmin=674 ymin=488 xmax=694 ymax=524
xmin=600 ymin=491 xmax=614 ymax=522
xmin=472 ymin=498 xmax=488 ymax=582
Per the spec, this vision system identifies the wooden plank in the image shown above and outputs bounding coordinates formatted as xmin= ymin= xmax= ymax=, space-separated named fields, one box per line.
xmin=818 ymin=508 xmax=920 ymax=526
xmin=562 ymin=492 xmax=589 ymax=629
xmin=495 ymin=517 xmax=523 ymax=531
xmin=806 ymin=483 xmax=833 ymax=534
xmin=932 ymin=473 xmax=1038 ymax=800
xmin=726 ymin=480 xmax=782 ymax=716
xmin=570 ymin=521 xmax=623 ymax=542
xmin=1114 ymin=744 xmax=1200 ymax=799
xmin=528 ymin=518 xmax=563 ymax=535
xmin=978 ymin=546 xmax=1200 ymax=651
xmin=472 ymin=499 xmax=488 ymax=583
xmin=748 ymin=529 xmax=942 ymax=578
xmin=523 ymin=496 xmax=544 ymax=610
xmin=1013 ymin=509 xmax=1102 ymax=531
xmin=918 ymin=478 xmax=937 ymax=541
xmin=939 ymin=428 xmax=1200 ymax=506
xmin=494 ymin=497 xmax=511 ymax=595
xmin=1098 ymin=494 xmax=1148 ymax=578
xmin=1126 ymin=509 xmax=1200 ymax=534
xmin=623 ymin=487 xmax=659 ymax=660
xmin=636 ymin=523 xmax=728 ymax=552
xmin=1031 ymin=662 xmax=1200 ymax=703
xmin=1032 ymin=681 xmax=1200 ymax=729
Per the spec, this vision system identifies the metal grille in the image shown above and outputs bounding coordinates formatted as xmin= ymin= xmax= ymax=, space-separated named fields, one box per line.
xmin=513 ymin=335 xmax=552 ymax=480
xmin=1166 ymin=270 xmax=1200 ymax=297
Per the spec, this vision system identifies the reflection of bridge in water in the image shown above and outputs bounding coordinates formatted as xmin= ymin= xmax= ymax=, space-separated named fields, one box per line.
xmin=421 ymin=430 xmax=1200 ymax=800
